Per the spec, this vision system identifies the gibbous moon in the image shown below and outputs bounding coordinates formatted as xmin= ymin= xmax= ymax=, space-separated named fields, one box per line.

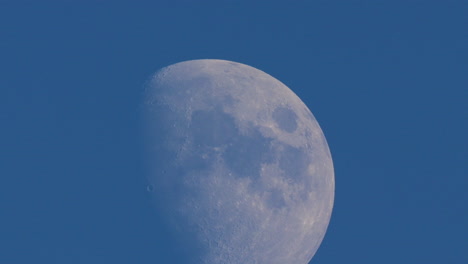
xmin=143 ymin=59 xmax=334 ymax=264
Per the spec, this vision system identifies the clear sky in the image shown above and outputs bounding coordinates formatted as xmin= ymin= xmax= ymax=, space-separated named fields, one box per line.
xmin=1 ymin=1 xmax=466 ymax=263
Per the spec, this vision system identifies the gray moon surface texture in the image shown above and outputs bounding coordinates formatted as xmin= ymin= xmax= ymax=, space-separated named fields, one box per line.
xmin=143 ymin=59 xmax=334 ymax=264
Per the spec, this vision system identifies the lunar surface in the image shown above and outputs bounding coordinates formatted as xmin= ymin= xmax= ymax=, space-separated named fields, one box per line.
xmin=143 ymin=59 xmax=334 ymax=264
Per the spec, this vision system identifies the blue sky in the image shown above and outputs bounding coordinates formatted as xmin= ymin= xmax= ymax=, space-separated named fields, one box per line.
xmin=1 ymin=1 xmax=466 ymax=263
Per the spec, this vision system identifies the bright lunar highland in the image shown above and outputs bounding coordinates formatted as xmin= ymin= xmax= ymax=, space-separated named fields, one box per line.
xmin=143 ymin=59 xmax=334 ymax=264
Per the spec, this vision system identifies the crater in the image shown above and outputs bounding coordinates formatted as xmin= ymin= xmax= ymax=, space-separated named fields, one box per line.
xmin=146 ymin=184 xmax=154 ymax=192
xmin=272 ymin=107 xmax=298 ymax=133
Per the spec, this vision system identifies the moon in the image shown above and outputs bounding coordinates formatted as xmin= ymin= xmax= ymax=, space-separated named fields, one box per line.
xmin=142 ymin=59 xmax=334 ymax=264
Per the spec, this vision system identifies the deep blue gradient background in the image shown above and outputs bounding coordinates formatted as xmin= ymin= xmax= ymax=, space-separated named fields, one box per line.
xmin=1 ymin=1 xmax=466 ymax=263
